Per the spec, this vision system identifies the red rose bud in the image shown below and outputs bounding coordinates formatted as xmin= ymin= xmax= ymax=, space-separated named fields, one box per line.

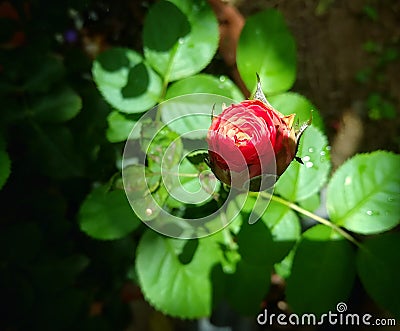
xmin=207 ymin=76 xmax=309 ymax=191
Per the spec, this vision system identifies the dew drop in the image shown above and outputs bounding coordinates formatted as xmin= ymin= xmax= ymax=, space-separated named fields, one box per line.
xmin=387 ymin=197 xmax=394 ymax=202
xmin=308 ymin=147 xmax=315 ymax=153
xmin=326 ymin=146 xmax=332 ymax=151
xmin=178 ymin=38 xmax=185 ymax=45
xmin=145 ymin=208 xmax=153 ymax=216
xmin=365 ymin=210 xmax=380 ymax=216
xmin=305 ymin=161 xmax=314 ymax=168
xmin=219 ymin=76 xmax=226 ymax=82
xmin=303 ymin=155 xmax=311 ymax=162
xmin=320 ymin=151 xmax=326 ymax=156
xmin=344 ymin=176 xmax=352 ymax=185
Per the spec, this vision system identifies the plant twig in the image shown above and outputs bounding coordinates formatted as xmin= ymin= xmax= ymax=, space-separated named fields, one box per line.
xmin=260 ymin=191 xmax=362 ymax=248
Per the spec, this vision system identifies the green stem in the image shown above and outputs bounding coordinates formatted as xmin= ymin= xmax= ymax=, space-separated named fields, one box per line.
xmin=147 ymin=171 xmax=199 ymax=178
xmin=260 ymin=191 xmax=362 ymax=248
xmin=155 ymin=43 xmax=180 ymax=122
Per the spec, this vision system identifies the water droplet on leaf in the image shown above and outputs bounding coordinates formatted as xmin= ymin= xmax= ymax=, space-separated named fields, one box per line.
xmin=305 ymin=161 xmax=314 ymax=168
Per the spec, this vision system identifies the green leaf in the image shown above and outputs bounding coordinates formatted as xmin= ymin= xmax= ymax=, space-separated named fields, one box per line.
xmin=327 ymin=151 xmax=400 ymax=234
xmin=274 ymin=247 xmax=295 ymax=279
xmin=226 ymin=220 xmax=273 ymax=315
xmin=275 ymin=126 xmax=331 ymax=201
xmin=299 ymin=192 xmax=321 ymax=212
xmin=106 ymin=111 xmax=139 ymax=143
xmin=92 ymin=48 xmax=162 ymax=113
xmin=227 ymin=261 xmax=271 ymax=315
xmin=141 ymin=120 xmax=183 ymax=172
xmin=143 ymin=0 xmax=191 ymax=52
xmin=165 ymin=74 xmax=244 ymax=101
xmin=357 ymin=233 xmax=400 ymax=319
xmin=31 ymin=85 xmax=81 ymax=123
xmin=135 ymin=230 xmax=222 ymax=318
xmin=144 ymin=0 xmax=218 ymax=82
xmin=286 ymin=225 xmax=356 ymax=315
xmin=29 ymin=125 xmax=84 ymax=179
xmin=261 ymin=201 xmax=301 ymax=263
xmin=0 ymin=137 xmax=11 ymax=190
xmin=23 ymin=55 xmax=65 ymax=93
xmin=166 ymin=158 xmax=218 ymax=205
xmin=123 ymin=165 xmax=167 ymax=221
xmin=268 ymin=92 xmax=325 ymax=131
xmin=160 ymin=93 xmax=236 ymax=139
xmin=237 ymin=218 xmax=274 ymax=266
xmin=79 ymin=185 xmax=141 ymax=240
xmin=237 ymin=9 xmax=296 ymax=94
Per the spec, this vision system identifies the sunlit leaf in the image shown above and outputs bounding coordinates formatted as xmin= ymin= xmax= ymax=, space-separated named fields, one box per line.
xmin=92 ymin=48 xmax=162 ymax=113
xmin=144 ymin=0 xmax=218 ymax=82
xmin=106 ymin=111 xmax=139 ymax=143
xmin=327 ymin=151 xmax=400 ymax=234
xmin=165 ymin=74 xmax=244 ymax=101
xmin=140 ymin=120 xmax=183 ymax=172
xmin=165 ymin=158 xmax=218 ymax=205
xmin=261 ymin=201 xmax=301 ymax=263
xmin=275 ymin=126 xmax=331 ymax=201
xmin=79 ymin=185 xmax=140 ymax=240
xmin=237 ymin=9 xmax=296 ymax=94
xmin=274 ymin=247 xmax=295 ymax=279
xmin=136 ymin=230 xmax=223 ymax=318
xmin=160 ymin=94 xmax=235 ymax=139
xmin=268 ymin=92 xmax=325 ymax=131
